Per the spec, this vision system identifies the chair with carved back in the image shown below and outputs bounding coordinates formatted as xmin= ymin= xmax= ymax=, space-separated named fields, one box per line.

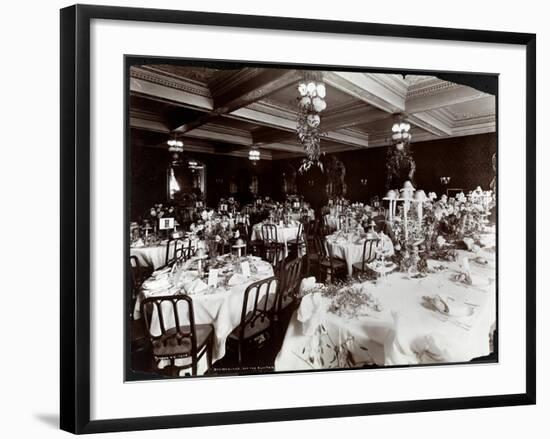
xmin=140 ymin=293 xmax=214 ymax=377
xmin=227 ymin=276 xmax=279 ymax=367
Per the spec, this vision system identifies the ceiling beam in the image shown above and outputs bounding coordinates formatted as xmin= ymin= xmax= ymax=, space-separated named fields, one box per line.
xmin=251 ymin=102 xmax=382 ymax=147
xmin=173 ymin=69 xmax=301 ymax=134
xmin=323 ymin=72 xmax=406 ymax=114
xmin=407 ymin=112 xmax=453 ymax=136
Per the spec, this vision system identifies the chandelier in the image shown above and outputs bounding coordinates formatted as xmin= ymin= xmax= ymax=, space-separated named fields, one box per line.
xmin=391 ymin=119 xmax=411 ymax=151
xmin=296 ymin=72 xmax=327 ymax=173
xmin=167 ymin=138 xmax=184 ymax=163
xmin=248 ymin=147 xmax=260 ymax=165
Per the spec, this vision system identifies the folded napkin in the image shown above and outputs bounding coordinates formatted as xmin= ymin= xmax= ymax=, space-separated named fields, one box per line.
xmin=131 ymin=239 xmax=144 ymax=248
xmin=142 ymin=278 xmax=171 ymax=292
xmin=463 ymin=237 xmax=476 ymax=251
xmin=299 ymin=277 xmax=317 ymax=293
xmin=452 ymin=257 xmax=473 ymax=285
xmin=183 ymin=278 xmax=208 ymax=294
xmin=422 ymin=294 xmax=474 ymax=317
xmin=297 ymin=293 xmax=329 ymax=336
xmin=227 ymin=273 xmax=248 ymax=286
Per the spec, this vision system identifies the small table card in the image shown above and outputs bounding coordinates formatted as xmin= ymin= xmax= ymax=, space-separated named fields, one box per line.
xmin=208 ymin=269 xmax=219 ymax=287
xmin=240 ymin=261 xmax=251 ymax=277
xmin=159 ymin=217 xmax=175 ymax=230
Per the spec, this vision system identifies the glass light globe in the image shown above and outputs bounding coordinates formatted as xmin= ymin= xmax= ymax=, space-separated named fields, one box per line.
xmin=298 ymin=83 xmax=308 ymax=96
xmin=312 ymin=97 xmax=325 ymax=112
xmin=307 ymin=82 xmax=316 ymax=95
xmin=300 ymin=96 xmax=312 ymax=107
xmin=399 ymin=123 xmax=406 ymax=131
xmin=316 ymin=83 xmax=326 ymax=98
xmin=392 ymin=123 xmax=399 ymax=132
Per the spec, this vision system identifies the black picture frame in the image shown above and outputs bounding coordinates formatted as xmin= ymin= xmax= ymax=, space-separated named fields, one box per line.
xmin=60 ymin=4 xmax=536 ymax=434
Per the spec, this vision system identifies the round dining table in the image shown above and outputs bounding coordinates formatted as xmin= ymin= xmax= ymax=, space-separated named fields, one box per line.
xmin=134 ymin=254 xmax=275 ymax=374
xmin=250 ymin=221 xmax=301 ymax=258
xmin=325 ymin=231 xmax=394 ymax=276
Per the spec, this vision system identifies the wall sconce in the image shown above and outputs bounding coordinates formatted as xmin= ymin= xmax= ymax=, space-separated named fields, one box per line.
xmin=440 ymin=176 xmax=451 ymax=185
xmin=360 ymin=178 xmax=368 ymax=186
xmin=215 ymin=177 xmax=224 ymax=185
xmin=308 ymin=179 xmax=315 ymax=187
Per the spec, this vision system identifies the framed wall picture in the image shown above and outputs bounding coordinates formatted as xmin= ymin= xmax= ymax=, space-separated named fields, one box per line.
xmin=60 ymin=4 xmax=536 ymax=434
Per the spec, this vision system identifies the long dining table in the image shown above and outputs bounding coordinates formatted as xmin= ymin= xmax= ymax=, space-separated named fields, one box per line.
xmin=275 ymin=240 xmax=496 ymax=371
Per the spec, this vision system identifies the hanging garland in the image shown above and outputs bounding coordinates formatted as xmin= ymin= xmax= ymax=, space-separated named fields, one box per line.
xmin=296 ymin=73 xmax=327 ymax=173
xmin=385 ymin=120 xmax=416 ymax=189
xmin=385 ymin=143 xmax=416 ymax=190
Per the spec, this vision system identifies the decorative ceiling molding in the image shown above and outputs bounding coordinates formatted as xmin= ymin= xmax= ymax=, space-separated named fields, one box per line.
xmin=129 ymin=65 xmax=496 ymax=156
xmin=406 ymin=78 xmax=459 ymax=99
xmin=130 ymin=78 xmax=213 ymax=111
xmin=131 ymin=66 xmax=212 ymax=98
xmin=405 ymin=84 xmax=488 ymax=113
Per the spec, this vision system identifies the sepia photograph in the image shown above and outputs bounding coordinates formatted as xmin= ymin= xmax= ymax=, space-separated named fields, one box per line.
xmin=127 ymin=60 xmax=497 ymax=379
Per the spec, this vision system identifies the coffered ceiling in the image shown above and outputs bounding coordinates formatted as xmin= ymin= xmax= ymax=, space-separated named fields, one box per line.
xmin=130 ymin=64 xmax=496 ymax=160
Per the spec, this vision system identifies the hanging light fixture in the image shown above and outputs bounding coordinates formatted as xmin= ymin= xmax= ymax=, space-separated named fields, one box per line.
xmin=296 ymin=72 xmax=327 ymax=173
xmin=391 ymin=118 xmax=411 ymax=151
xmin=167 ymin=137 xmax=184 ymax=163
xmin=248 ymin=147 xmax=260 ymax=165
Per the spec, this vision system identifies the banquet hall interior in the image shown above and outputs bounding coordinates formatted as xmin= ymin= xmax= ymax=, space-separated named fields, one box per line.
xmin=128 ymin=62 xmax=497 ymax=379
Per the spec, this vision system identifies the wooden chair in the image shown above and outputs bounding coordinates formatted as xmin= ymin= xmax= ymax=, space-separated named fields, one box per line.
xmin=277 ymin=257 xmax=304 ymax=315
xmin=316 ymin=235 xmax=347 ymax=282
xmin=287 ymin=222 xmax=305 ymax=257
xmin=141 ymin=294 xmax=214 ymax=377
xmin=165 ymin=238 xmax=192 ymax=267
xmin=303 ymin=230 xmax=320 ymax=277
xmin=261 ymin=223 xmax=285 ymax=264
xmin=352 ymin=238 xmax=380 ymax=275
xmin=227 ymin=276 xmax=279 ymax=367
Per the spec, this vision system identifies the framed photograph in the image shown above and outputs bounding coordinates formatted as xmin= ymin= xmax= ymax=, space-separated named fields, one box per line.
xmin=60 ymin=4 xmax=536 ymax=434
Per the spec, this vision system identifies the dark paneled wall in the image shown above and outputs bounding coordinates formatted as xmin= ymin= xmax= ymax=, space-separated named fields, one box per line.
xmin=130 ymin=133 xmax=495 ymax=219
xmin=130 ymin=147 xmax=275 ymax=219
xmin=272 ymin=132 xmax=496 ymax=205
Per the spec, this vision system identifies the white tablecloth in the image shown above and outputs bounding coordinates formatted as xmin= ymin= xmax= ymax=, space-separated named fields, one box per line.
xmin=130 ymin=244 xmax=168 ymax=269
xmin=134 ymin=257 xmax=275 ymax=374
xmin=250 ymin=222 xmax=301 ymax=257
xmin=275 ymin=247 xmax=496 ymax=371
xmin=325 ymin=232 xmax=393 ymax=276
xmin=130 ymin=238 xmax=197 ymax=269
xmin=289 ymin=209 xmax=315 ymax=222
